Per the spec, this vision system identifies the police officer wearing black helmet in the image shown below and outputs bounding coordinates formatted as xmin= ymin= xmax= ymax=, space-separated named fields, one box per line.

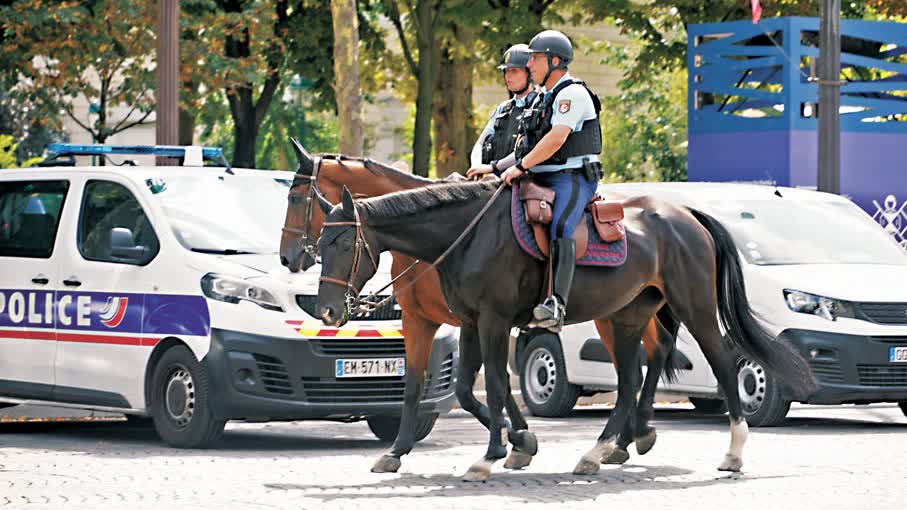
xmin=466 ymin=44 xmax=536 ymax=178
xmin=503 ymin=29 xmax=603 ymax=333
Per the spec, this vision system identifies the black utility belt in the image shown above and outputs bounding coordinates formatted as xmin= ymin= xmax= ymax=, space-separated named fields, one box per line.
xmin=532 ymin=159 xmax=602 ymax=181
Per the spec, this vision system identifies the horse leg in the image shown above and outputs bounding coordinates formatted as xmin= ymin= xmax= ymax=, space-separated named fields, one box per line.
xmin=372 ymin=312 xmax=439 ymax=473
xmin=593 ymin=318 xmax=633 ymax=465
xmin=463 ymin=317 xmax=511 ymax=482
xmin=664 ymin=291 xmax=748 ymax=472
xmin=453 ymin=325 xmax=536 ymax=470
xmin=632 ymin=308 xmax=681 ymax=456
xmin=574 ymin=320 xmax=646 ymax=475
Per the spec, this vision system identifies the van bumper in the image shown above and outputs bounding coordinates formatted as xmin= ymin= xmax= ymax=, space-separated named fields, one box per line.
xmin=203 ymin=327 xmax=458 ymax=421
xmin=779 ymin=329 xmax=907 ymax=404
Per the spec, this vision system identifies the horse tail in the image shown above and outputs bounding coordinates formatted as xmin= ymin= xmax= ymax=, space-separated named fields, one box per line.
xmin=687 ymin=208 xmax=816 ymax=399
xmin=656 ymin=306 xmax=682 ymax=384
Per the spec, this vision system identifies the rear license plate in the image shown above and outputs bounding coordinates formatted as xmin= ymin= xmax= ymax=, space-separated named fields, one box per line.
xmin=889 ymin=346 xmax=907 ymax=363
xmin=335 ymin=358 xmax=406 ymax=378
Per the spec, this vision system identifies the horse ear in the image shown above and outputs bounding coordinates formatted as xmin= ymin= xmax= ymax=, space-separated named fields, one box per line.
xmin=313 ymin=185 xmax=333 ymax=215
xmin=290 ymin=137 xmax=314 ymax=176
xmin=341 ymin=186 xmax=355 ymax=217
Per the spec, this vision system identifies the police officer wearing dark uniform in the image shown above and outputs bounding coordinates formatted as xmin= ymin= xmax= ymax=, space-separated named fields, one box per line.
xmin=500 ymin=30 xmax=603 ymax=333
xmin=467 ymin=44 xmax=535 ymax=178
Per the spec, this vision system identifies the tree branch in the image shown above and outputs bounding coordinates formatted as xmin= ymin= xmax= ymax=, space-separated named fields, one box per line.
xmin=62 ymin=104 xmax=98 ymax=141
xmin=109 ymin=109 xmax=154 ymax=136
xmin=254 ymin=72 xmax=280 ymax=126
xmin=385 ymin=0 xmax=418 ymax=77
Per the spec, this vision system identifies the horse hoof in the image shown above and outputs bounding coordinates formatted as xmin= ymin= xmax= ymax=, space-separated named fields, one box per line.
xmin=504 ymin=450 xmax=533 ymax=470
xmin=717 ymin=454 xmax=743 ymax=472
xmin=573 ymin=455 xmax=601 ymax=476
xmin=603 ymin=447 xmax=630 ymax=465
xmin=463 ymin=460 xmax=493 ymax=482
xmin=371 ymin=455 xmax=401 ymax=473
xmin=635 ymin=429 xmax=657 ymax=455
xmin=510 ymin=430 xmax=538 ymax=456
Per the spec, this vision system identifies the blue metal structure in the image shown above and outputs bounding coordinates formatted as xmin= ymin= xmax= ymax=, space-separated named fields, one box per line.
xmin=687 ymin=17 xmax=907 ymax=245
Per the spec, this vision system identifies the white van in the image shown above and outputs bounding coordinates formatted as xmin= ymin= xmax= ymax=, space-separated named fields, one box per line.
xmin=0 ymin=144 xmax=457 ymax=447
xmin=515 ymin=182 xmax=907 ymax=426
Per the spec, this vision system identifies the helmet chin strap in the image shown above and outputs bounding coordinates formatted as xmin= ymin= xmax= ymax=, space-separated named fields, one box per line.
xmin=541 ymin=53 xmax=566 ymax=90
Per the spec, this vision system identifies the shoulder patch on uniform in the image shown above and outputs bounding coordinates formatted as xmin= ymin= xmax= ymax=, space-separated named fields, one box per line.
xmin=557 ymin=99 xmax=571 ymax=114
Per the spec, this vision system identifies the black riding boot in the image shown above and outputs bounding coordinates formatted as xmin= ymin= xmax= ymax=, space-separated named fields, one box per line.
xmin=532 ymin=239 xmax=576 ymax=333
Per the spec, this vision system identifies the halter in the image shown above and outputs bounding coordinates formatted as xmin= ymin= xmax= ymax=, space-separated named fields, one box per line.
xmin=281 ymin=156 xmax=324 ymax=265
xmin=318 ymin=205 xmax=381 ymax=311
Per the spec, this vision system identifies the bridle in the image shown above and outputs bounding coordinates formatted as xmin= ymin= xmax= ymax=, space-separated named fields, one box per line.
xmin=318 ymin=204 xmax=381 ymax=311
xmin=281 ymin=156 xmax=324 ymax=266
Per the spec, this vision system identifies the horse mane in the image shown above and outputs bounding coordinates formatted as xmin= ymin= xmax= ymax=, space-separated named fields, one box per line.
xmin=358 ymin=180 xmax=498 ymax=221
xmin=317 ymin=154 xmax=436 ymax=186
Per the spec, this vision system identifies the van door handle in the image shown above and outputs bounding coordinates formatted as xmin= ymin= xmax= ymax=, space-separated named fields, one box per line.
xmin=31 ymin=275 xmax=49 ymax=285
xmin=62 ymin=278 xmax=82 ymax=287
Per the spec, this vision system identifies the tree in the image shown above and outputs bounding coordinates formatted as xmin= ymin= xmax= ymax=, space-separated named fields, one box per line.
xmin=331 ymin=0 xmax=364 ymax=155
xmin=380 ymin=0 xmax=442 ymax=176
xmin=0 ymin=0 xmax=156 ymax=146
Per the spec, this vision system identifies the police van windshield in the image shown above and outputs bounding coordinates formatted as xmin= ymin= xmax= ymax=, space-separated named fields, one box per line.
xmin=146 ymin=174 xmax=289 ymax=254
xmin=707 ymin=199 xmax=907 ymax=266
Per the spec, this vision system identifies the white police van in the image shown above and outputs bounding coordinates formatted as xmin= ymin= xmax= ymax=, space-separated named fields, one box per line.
xmin=0 ymin=144 xmax=457 ymax=447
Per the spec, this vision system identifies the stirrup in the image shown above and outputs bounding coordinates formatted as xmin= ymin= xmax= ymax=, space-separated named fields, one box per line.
xmin=533 ymin=296 xmax=562 ymax=328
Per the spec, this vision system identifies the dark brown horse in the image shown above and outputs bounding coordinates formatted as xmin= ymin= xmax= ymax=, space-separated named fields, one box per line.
xmin=279 ymin=142 xmax=677 ymax=472
xmin=312 ymin=180 xmax=815 ymax=480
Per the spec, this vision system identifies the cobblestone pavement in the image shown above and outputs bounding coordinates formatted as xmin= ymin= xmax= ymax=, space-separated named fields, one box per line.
xmin=1 ymin=403 xmax=906 ymax=509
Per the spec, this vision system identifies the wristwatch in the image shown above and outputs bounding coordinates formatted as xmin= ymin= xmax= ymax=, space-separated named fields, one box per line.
xmin=515 ymin=160 xmax=528 ymax=172
xmin=490 ymin=160 xmax=499 ymax=172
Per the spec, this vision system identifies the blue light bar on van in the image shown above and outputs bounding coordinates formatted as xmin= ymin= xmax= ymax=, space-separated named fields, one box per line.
xmin=48 ymin=143 xmax=225 ymax=162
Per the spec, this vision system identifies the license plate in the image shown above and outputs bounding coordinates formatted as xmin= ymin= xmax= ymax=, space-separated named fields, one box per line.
xmin=890 ymin=347 xmax=907 ymax=363
xmin=335 ymin=358 xmax=406 ymax=378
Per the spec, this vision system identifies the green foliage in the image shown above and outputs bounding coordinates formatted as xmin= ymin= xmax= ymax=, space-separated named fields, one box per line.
xmin=0 ymin=134 xmax=43 ymax=168
xmin=196 ymin=88 xmax=338 ymax=170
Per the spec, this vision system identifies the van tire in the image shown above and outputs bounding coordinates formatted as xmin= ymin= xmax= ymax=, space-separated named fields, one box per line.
xmin=520 ymin=334 xmax=581 ymax=417
xmin=898 ymin=401 xmax=907 ymax=417
xmin=150 ymin=345 xmax=225 ymax=448
xmin=367 ymin=414 xmax=438 ymax=442
xmin=737 ymin=357 xmax=790 ymax=427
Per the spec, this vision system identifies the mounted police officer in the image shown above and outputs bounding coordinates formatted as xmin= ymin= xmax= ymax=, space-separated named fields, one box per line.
xmin=501 ymin=29 xmax=603 ymax=333
xmin=466 ymin=44 xmax=536 ymax=178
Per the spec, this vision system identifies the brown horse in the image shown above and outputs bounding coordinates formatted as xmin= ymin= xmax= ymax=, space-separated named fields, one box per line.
xmin=279 ymin=141 xmax=680 ymax=471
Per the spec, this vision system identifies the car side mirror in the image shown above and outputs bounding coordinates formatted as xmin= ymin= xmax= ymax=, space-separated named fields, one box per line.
xmin=110 ymin=227 xmax=148 ymax=263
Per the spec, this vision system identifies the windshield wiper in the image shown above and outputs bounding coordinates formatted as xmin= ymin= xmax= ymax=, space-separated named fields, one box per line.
xmin=190 ymin=248 xmax=259 ymax=255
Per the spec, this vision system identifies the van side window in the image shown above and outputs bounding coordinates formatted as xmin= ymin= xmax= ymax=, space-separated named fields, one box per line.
xmin=78 ymin=180 xmax=159 ymax=265
xmin=0 ymin=180 xmax=69 ymax=258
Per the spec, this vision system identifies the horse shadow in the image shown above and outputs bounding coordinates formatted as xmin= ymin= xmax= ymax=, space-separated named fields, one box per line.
xmin=264 ymin=464 xmax=778 ymax=504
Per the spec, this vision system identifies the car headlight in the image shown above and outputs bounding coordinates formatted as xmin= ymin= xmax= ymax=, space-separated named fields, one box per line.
xmin=783 ymin=290 xmax=855 ymax=321
xmin=201 ymin=273 xmax=284 ymax=312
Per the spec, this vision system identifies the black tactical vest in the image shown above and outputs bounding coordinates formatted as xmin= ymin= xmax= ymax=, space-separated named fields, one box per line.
xmin=515 ymin=79 xmax=602 ymax=166
xmin=481 ymin=93 xmax=537 ymax=166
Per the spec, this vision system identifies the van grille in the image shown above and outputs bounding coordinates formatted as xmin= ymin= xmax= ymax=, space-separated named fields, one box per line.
xmin=857 ymin=302 xmax=907 ymax=325
xmin=311 ymin=338 xmax=405 ymax=356
xmin=423 ymin=352 xmax=455 ymax=398
xmin=252 ymin=353 xmax=293 ymax=395
xmin=809 ymin=359 xmax=844 ymax=384
xmin=301 ymin=376 xmax=405 ymax=403
xmin=857 ymin=364 xmax=907 ymax=387
xmin=295 ymin=294 xmax=401 ymax=321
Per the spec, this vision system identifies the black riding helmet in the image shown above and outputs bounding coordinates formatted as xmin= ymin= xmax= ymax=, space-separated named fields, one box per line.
xmin=497 ymin=43 xmax=531 ymax=95
xmin=497 ymin=43 xmax=531 ymax=70
xmin=528 ymin=30 xmax=573 ymax=86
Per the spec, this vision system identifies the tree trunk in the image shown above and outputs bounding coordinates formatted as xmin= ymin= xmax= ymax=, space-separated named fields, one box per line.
xmin=228 ymin=87 xmax=258 ymax=168
xmin=411 ymin=0 xmax=438 ymax=177
xmin=433 ymin=26 xmax=475 ymax=177
xmin=331 ymin=0 xmax=363 ymax=156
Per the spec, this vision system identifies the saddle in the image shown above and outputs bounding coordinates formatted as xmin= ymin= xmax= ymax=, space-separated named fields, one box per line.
xmin=518 ymin=180 xmax=625 ymax=259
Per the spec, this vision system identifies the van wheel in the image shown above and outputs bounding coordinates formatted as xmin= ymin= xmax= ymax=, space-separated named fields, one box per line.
xmin=689 ymin=397 xmax=728 ymax=414
xmin=150 ymin=345 xmax=225 ymax=448
xmin=738 ymin=358 xmax=790 ymax=427
xmin=367 ymin=414 xmax=438 ymax=442
xmin=520 ymin=334 xmax=580 ymax=417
